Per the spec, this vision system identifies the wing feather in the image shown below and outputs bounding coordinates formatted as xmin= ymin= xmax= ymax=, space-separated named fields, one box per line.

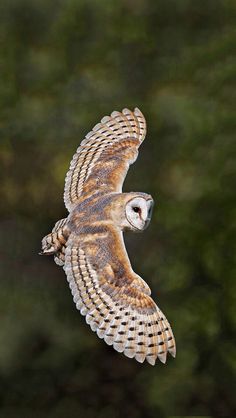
xmin=64 ymin=231 xmax=176 ymax=365
xmin=64 ymin=108 xmax=146 ymax=211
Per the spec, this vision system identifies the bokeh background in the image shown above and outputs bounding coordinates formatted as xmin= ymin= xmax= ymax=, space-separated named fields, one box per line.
xmin=0 ymin=0 xmax=235 ymax=417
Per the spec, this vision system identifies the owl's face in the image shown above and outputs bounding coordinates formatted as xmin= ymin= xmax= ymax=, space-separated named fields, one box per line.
xmin=124 ymin=196 xmax=154 ymax=232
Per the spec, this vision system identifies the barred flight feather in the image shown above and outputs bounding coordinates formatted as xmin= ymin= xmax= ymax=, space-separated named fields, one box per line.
xmin=64 ymin=108 xmax=146 ymax=212
xmin=64 ymin=241 xmax=176 ymax=365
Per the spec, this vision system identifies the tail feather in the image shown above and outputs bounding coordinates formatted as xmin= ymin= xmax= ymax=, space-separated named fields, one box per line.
xmin=40 ymin=218 xmax=69 ymax=266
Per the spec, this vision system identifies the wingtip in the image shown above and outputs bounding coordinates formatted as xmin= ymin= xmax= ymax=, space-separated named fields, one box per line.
xmin=121 ymin=107 xmax=143 ymax=116
xmin=158 ymin=352 xmax=167 ymax=364
xmin=134 ymin=107 xmax=143 ymax=115
xmin=169 ymin=346 xmax=176 ymax=358
xmin=122 ymin=107 xmax=131 ymax=115
xmin=146 ymin=356 xmax=156 ymax=366
xmin=135 ymin=353 xmax=146 ymax=363
xmin=111 ymin=110 xmax=120 ymax=117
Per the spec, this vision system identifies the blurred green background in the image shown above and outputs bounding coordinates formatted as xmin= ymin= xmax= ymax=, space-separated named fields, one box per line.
xmin=0 ymin=0 xmax=235 ymax=417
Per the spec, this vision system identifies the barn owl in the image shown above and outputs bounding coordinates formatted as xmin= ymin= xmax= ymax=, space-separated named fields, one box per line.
xmin=40 ymin=108 xmax=176 ymax=365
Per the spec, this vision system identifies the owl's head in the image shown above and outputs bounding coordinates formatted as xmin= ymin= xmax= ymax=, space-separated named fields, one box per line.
xmin=124 ymin=195 xmax=154 ymax=231
xmin=108 ymin=193 xmax=154 ymax=232
xmin=108 ymin=192 xmax=154 ymax=232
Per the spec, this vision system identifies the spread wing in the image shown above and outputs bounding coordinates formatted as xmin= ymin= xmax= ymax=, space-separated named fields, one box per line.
xmin=64 ymin=227 xmax=176 ymax=365
xmin=64 ymin=108 xmax=146 ymax=212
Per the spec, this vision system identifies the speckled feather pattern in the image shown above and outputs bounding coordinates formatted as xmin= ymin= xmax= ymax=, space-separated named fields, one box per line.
xmin=41 ymin=108 xmax=176 ymax=365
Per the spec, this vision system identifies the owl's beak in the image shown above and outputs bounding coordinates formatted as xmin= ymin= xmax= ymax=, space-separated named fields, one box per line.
xmin=143 ymin=202 xmax=153 ymax=229
xmin=146 ymin=199 xmax=154 ymax=224
xmin=143 ymin=219 xmax=150 ymax=229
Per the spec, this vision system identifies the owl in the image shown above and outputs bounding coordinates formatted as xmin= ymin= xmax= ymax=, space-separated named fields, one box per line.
xmin=40 ymin=108 xmax=176 ymax=365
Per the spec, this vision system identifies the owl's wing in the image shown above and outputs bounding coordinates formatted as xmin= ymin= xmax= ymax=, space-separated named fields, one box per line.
xmin=64 ymin=108 xmax=146 ymax=212
xmin=64 ymin=229 xmax=176 ymax=365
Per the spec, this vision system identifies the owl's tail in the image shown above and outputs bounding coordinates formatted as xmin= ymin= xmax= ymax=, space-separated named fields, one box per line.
xmin=39 ymin=218 xmax=69 ymax=266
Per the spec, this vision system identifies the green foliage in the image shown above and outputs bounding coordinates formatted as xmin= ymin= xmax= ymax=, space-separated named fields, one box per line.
xmin=0 ymin=0 xmax=235 ymax=416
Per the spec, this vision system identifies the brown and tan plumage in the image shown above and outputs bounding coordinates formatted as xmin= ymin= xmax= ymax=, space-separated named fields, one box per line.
xmin=40 ymin=108 xmax=176 ymax=365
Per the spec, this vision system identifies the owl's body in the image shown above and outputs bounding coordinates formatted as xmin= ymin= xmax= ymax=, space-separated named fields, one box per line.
xmin=41 ymin=108 xmax=176 ymax=365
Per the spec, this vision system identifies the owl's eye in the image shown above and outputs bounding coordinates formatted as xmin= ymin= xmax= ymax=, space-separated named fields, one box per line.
xmin=133 ymin=206 xmax=141 ymax=213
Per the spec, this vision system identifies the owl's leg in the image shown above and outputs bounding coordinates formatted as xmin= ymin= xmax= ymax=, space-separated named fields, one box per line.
xmin=40 ymin=218 xmax=70 ymax=257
